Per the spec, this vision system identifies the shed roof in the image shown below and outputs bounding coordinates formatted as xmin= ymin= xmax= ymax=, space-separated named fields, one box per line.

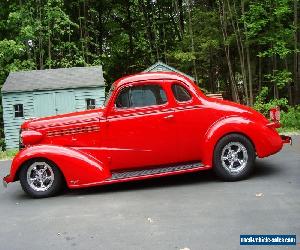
xmin=1 ymin=66 xmax=105 ymax=93
xmin=144 ymin=61 xmax=195 ymax=81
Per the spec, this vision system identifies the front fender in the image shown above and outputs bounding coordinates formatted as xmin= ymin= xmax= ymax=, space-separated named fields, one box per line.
xmin=5 ymin=145 xmax=111 ymax=188
xmin=201 ymin=116 xmax=283 ymax=167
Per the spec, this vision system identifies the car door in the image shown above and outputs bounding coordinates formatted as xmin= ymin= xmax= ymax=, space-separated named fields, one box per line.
xmin=105 ymin=81 xmax=179 ymax=170
xmin=169 ymin=81 xmax=209 ymax=163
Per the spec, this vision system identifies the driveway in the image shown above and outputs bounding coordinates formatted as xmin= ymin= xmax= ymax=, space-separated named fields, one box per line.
xmin=0 ymin=137 xmax=299 ymax=250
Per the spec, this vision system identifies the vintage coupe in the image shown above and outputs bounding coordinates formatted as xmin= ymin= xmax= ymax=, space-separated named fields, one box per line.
xmin=3 ymin=72 xmax=291 ymax=198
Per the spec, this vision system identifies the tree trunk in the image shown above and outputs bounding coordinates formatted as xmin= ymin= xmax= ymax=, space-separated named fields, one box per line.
xmin=170 ymin=1 xmax=182 ymax=41
xmin=83 ymin=0 xmax=88 ymax=64
xmin=218 ymin=0 xmax=239 ymax=102
xmin=294 ymin=0 xmax=300 ymax=104
xmin=177 ymin=0 xmax=184 ymax=37
xmin=273 ymin=53 xmax=278 ymax=99
xmin=286 ymin=59 xmax=293 ymax=104
xmin=258 ymin=55 xmax=262 ymax=91
xmin=209 ymin=47 xmax=214 ymax=93
xmin=173 ymin=0 xmax=184 ymax=39
xmin=138 ymin=0 xmax=155 ymax=61
xmin=241 ymin=0 xmax=253 ymax=106
xmin=78 ymin=0 xmax=85 ymax=65
xmin=38 ymin=0 xmax=43 ymax=69
xmin=187 ymin=0 xmax=198 ymax=82
xmin=126 ymin=0 xmax=133 ymax=58
xmin=226 ymin=0 xmax=248 ymax=105
xmin=48 ymin=21 xmax=51 ymax=69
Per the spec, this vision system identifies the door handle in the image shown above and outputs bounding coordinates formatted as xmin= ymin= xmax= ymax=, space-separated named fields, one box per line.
xmin=164 ymin=114 xmax=174 ymax=120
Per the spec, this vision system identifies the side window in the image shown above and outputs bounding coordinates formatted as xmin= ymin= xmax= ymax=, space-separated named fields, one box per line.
xmin=171 ymin=84 xmax=192 ymax=102
xmin=14 ymin=104 xmax=24 ymax=118
xmin=116 ymin=88 xmax=131 ymax=108
xmin=86 ymin=98 xmax=96 ymax=110
xmin=116 ymin=84 xmax=167 ymax=109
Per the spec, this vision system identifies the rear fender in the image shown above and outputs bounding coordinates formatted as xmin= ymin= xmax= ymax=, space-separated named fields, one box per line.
xmin=6 ymin=145 xmax=111 ymax=188
xmin=201 ymin=116 xmax=280 ymax=167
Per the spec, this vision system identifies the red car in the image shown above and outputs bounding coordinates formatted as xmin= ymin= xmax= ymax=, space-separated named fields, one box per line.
xmin=3 ymin=72 xmax=291 ymax=198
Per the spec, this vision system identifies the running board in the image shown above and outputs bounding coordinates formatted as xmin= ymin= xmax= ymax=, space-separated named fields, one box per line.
xmin=105 ymin=162 xmax=205 ymax=183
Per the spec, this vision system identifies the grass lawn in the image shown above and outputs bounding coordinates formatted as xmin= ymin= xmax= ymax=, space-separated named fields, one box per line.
xmin=278 ymin=127 xmax=300 ymax=135
xmin=0 ymin=149 xmax=18 ymax=161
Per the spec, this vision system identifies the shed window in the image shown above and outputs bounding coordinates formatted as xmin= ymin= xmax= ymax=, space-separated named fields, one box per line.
xmin=86 ymin=98 xmax=96 ymax=110
xmin=14 ymin=104 xmax=24 ymax=118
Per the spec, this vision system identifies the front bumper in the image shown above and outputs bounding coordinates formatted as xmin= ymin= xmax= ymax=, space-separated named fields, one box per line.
xmin=281 ymin=135 xmax=292 ymax=145
xmin=2 ymin=175 xmax=13 ymax=188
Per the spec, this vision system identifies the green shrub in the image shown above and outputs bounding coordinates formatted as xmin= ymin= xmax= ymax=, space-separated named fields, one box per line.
xmin=0 ymin=137 xmax=5 ymax=151
xmin=253 ymin=86 xmax=289 ymax=116
xmin=280 ymin=105 xmax=300 ymax=131
xmin=254 ymin=86 xmax=300 ymax=132
xmin=0 ymin=125 xmax=5 ymax=151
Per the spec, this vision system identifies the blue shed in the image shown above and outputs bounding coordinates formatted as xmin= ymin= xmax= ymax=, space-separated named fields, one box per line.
xmin=144 ymin=61 xmax=195 ymax=81
xmin=1 ymin=66 xmax=105 ymax=149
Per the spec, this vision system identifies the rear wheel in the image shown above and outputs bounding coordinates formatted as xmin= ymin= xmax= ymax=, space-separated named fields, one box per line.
xmin=19 ymin=159 xmax=63 ymax=198
xmin=213 ymin=134 xmax=256 ymax=181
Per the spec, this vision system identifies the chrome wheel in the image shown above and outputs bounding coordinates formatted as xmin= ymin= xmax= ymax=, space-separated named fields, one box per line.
xmin=26 ymin=162 xmax=54 ymax=192
xmin=221 ymin=142 xmax=248 ymax=174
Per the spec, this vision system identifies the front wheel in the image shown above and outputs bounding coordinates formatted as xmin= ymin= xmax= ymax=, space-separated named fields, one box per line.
xmin=213 ymin=134 xmax=256 ymax=181
xmin=19 ymin=159 xmax=63 ymax=198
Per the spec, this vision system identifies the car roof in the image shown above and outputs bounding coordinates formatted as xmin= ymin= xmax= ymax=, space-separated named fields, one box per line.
xmin=113 ymin=72 xmax=193 ymax=89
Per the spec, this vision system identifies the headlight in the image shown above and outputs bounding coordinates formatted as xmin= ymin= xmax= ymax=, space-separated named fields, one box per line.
xmin=21 ymin=130 xmax=43 ymax=146
xmin=19 ymin=129 xmax=24 ymax=149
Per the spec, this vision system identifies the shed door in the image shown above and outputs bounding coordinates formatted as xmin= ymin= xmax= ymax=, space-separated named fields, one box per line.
xmin=34 ymin=93 xmax=56 ymax=117
xmin=55 ymin=91 xmax=75 ymax=114
xmin=34 ymin=91 xmax=75 ymax=117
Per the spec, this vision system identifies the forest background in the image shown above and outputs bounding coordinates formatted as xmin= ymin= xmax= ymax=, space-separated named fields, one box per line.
xmin=0 ymin=0 xmax=299 ymax=151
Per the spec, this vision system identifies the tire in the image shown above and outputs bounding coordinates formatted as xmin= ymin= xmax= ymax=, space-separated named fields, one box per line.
xmin=19 ymin=159 xmax=63 ymax=198
xmin=213 ymin=134 xmax=256 ymax=181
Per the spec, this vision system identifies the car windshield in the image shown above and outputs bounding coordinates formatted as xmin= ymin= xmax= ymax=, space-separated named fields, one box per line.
xmin=103 ymin=85 xmax=115 ymax=107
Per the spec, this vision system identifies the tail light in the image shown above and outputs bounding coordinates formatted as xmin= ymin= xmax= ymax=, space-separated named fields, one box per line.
xmin=270 ymin=107 xmax=280 ymax=122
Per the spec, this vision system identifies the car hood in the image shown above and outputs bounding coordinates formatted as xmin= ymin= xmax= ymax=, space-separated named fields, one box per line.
xmin=22 ymin=108 xmax=105 ymax=131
